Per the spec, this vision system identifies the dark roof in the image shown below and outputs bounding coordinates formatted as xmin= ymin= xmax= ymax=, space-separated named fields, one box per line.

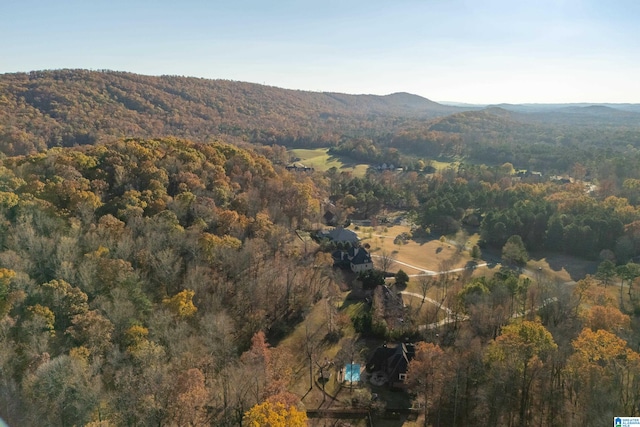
xmin=324 ymin=210 xmax=337 ymax=220
xmin=366 ymin=343 xmax=415 ymax=380
xmin=387 ymin=344 xmax=411 ymax=381
xmin=332 ymin=250 xmax=346 ymax=262
xmin=350 ymin=247 xmax=372 ymax=265
xmin=366 ymin=346 xmax=396 ymax=372
xmin=327 ymin=227 xmax=359 ymax=243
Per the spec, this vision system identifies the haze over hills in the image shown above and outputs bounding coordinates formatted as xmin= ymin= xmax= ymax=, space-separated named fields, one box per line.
xmin=446 ymin=101 xmax=640 ymax=114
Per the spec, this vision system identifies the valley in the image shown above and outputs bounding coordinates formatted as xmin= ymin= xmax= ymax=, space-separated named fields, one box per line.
xmin=0 ymin=70 xmax=639 ymax=426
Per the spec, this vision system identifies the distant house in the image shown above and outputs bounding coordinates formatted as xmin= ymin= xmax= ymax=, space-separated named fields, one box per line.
xmin=550 ymin=175 xmax=573 ymax=184
xmin=286 ymin=162 xmax=314 ymax=172
xmin=332 ymin=246 xmax=374 ymax=273
xmin=366 ymin=343 xmax=416 ymax=389
xmin=517 ymin=170 xmax=543 ymax=182
xmin=375 ymin=163 xmax=397 ymax=171
xmin=323 ymin=210 xmax=338 ymax=226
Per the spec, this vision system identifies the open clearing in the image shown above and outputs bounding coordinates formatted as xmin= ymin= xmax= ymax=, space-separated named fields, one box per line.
xmin=353 ymin=224 xmax=474 ymax=274
xmin=430 ymin=159 xmax=458 ymax=171
xmin=528 ymin=253 xmax=598 ymax=283
xmin=288 ymin=148 xmax=369 ymax=176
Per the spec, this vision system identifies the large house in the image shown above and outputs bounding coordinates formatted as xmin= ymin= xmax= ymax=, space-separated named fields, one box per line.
xmin=332 ymin=246 xmax=374 ymax=273
xmin=366 ymin=343 xmax=416 ymax=389
xmin=320 ymin=227 xmax=360 ymax=246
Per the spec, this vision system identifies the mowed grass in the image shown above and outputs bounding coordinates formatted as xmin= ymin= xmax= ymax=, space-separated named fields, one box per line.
xmin=528 ymin=253 xmax=598 ymax=283
xmin=353 ymin=225 xmax=472 ymax=274
xmin=289 ymin=148 xmax=459 ymax=178
xmin=430 ymin=159 xmax=458 ymax=171
xmin=288 ymin=148 xmax=369 ymax=176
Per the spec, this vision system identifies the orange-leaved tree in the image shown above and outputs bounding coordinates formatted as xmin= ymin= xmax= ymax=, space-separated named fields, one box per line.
xmin=406 ymin=342 xmax=449 ymax=427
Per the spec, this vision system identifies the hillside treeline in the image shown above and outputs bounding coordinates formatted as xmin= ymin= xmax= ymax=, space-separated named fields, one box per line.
xmin=4 ymin=70 xmax=640 ymax=185
xmin=0 ymin=138 xmax=330 ymax=426
xmin=326 ymin=163 xmax=640 ymax=262
xmin=0 ymin=69 xmax=455 ymax=156
xmin=326 ymin=108 xmax=640 ymax=182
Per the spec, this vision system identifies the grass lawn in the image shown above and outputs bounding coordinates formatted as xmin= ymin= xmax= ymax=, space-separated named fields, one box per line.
xmin=402 ymin=290 xmax=450 ymax=323
xmin=288 ymin=148 xmax=369 ymax=176
xmin=430 ymin=159 xmax=458 ymax=171
xmin=278 ymin=291 xmax=380 ymax=408
xmin=353 ymin=224 xmax=473 ymax=274
xmin=528 ymin=252 xmax=598 ymax=283
xmin=353 ymin=216 xmax=597 ymax=287
xmin=278 ymin=296 xmax=345 ymax=408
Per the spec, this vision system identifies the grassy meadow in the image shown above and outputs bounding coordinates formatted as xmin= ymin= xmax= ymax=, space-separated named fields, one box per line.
xmin=288 ymin=148 xmax=370 ymax=176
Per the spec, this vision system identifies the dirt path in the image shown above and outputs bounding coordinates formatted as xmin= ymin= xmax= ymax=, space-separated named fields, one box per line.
xmin=400 ymin=291 xmax=453 ymax=316
xmin=372 ymin=254 xmax=489 ymax=277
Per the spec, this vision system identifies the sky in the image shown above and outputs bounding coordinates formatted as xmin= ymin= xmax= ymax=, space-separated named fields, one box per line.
xmin=2 ymin=0 xmax=640 ymax=104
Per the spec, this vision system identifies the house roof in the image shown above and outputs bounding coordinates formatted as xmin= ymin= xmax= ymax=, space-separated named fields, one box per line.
xmin=366 ymin=343 xmax=415 ymax=379
xmin=387 ymin=344 xmax=415 ymax=381
xmin=366 ymin=346 xmax=396 ymax=372
xmin=327 ymin=227 xmax=359 ymax=243
xmin=332 ymin=250 xmax=345 ymax=262
xmin=350 ymin=247 xmax=372 ymax=265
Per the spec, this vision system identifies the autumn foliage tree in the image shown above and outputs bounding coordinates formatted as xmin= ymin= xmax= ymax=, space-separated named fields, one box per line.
xmin=564 ymin=328 xmax=640 ymax=424
xmin=485 ymin=321 xmax=557 ymax=427
xmin=243 ymin=401 xmax=307 ymax=427
xmin=406 ymin=342 xmax=449 ymax=426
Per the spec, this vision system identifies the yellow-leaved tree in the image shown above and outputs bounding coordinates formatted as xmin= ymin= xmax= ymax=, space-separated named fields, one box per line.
xmin=485 ymin=320 xmax=557 ymax=426
xmin=162 ymin=289 xmax=197 ymax=318
xmin=564 ymin=328 xmax=640 ymax=423
xmin=0 ymin=268 xmax=16 ymax=316
xmin=243 ymin=401 xmax=307 ymax=427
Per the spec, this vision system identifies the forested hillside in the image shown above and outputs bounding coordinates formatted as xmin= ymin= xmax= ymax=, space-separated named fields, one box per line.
xmin=0 ymin=137 xmax=328 ymax=426
xmin=0 ymin=69 xmax=457 ymax=156
xmin=388 ymin=107 xmax=640 ymax=178
xmin=2 ymin=70 xmax=640 ymax=426
xmin=3 ymin=70 xmax=640 ymax=184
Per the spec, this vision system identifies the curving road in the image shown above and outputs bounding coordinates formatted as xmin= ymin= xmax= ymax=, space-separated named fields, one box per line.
xmin=370 ymin=254 xmax=490 ymax=277
xmin=371 ymin=249 xmax=561 ymax=330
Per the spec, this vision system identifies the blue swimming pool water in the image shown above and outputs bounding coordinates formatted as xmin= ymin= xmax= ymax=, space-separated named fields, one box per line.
xmin=345 ymin=363 xmax=360 ymax=382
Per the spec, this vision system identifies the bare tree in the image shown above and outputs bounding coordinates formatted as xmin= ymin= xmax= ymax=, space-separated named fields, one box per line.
xmin=419 ymin=274 xmax=432 ymax=305
xmin=378 ymin=249 xmax=396 ymax=274
xmin=454 ymin=229 xmax=469 ymax=254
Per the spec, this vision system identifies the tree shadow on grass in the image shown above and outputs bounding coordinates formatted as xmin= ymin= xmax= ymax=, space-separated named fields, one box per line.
xmin=534 ymin=253 xmax=598 ymax=282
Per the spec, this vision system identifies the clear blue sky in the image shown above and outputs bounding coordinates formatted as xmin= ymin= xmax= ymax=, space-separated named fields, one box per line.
xmin=2 ymin=0 xmax=639 ymax=103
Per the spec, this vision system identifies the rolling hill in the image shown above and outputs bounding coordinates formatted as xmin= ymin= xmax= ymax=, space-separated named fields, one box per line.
xmin=0 ymin=69 xmax=460 ymax=155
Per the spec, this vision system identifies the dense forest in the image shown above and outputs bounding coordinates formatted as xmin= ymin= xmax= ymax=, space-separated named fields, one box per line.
xmin=324 ymin=162 xmax=640 ymax=262
xmin=1 ymin=70 xmax=640 ymax=426
xmin=3 ymin=70 xmax=640 ymax=183
xmin=0 ymin=137 xmax=329 ymax=425
xmin=0 ymin=69 xmax=457 ymax=156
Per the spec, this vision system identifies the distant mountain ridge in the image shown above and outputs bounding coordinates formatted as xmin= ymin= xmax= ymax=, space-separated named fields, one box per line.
xmin=487 ymin=102 xmax=640 ymax=114
xmin=443 ymin=103 xmax=640 ymax=128
xmin=1 ymin=69 xmax=640 ymax=158
xmin=0 ymin=69 xmax=459 ymax=155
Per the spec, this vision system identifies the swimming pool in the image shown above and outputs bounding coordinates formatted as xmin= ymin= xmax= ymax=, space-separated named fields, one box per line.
xmin=344 ymin=363 xmax=361 ymax=383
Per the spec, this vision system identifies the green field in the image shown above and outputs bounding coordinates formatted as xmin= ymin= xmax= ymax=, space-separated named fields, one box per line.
xmin=288 ymin=148 xmax=369 ymax=176
xmin=289 ymin=148 xmax=458 ymax=176
xmin=431 ymin=159 xmax=458 ymax=171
